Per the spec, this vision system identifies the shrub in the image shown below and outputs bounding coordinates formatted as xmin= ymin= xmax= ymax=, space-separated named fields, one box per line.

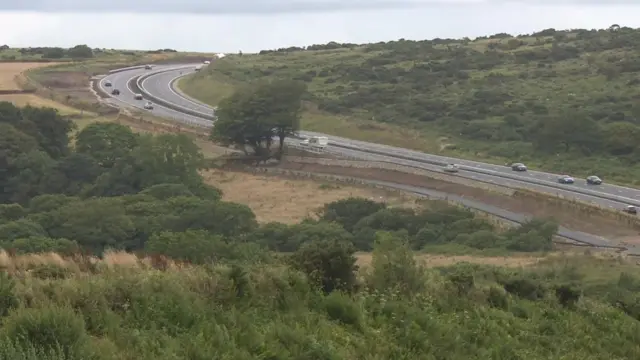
xmin=3 ymin=306 xmax=88 ymax=357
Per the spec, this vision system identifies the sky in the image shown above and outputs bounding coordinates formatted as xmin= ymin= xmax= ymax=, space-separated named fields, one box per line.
xmin=0 ymin=1 xmax=639 ymax=53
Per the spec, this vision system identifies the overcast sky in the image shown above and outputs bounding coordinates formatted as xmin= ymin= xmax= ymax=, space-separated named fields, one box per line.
xmin=0 ymin=1 xmax=638 ymax=52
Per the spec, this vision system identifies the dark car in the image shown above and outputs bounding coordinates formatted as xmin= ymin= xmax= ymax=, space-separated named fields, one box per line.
xmin=623 ymin=205 xmax=637 ymax=215
xmin=103 ymin=80 xmax=112 ymax=87
xmin=111 ymin=89 xmax=120 ymax=95
xmin=558 ymin=175 xmax=574 ymax=184
xmin=586 ymin=175 xmax=602 ymax=185
xmin=511 ymin=163 xmax=527 ymax=172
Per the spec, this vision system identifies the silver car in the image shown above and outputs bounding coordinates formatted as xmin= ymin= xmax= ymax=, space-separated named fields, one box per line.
xmin=143 ymin=102 xmax=153 ymax=110
xmin=443 ymin=164 xmax=459 ymax=173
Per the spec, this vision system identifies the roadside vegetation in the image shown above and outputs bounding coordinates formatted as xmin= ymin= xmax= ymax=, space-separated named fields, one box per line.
xmin=2 ymin=102 xmax=640 ymax=358
xmin=180 ymin=25 xmax=640 ymax=186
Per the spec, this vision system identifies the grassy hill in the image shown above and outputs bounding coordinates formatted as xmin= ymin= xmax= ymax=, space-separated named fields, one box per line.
xmin=3 ymin=249 xmax=640 ymax=359
xmin=180 ymin=26 xmax=640 ymax=186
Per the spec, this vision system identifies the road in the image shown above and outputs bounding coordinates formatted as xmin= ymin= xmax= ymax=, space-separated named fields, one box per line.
xmin=101 ymin=66 xmax=640 ymax=211
xmin=98 ymin=65 xmax=640 ymax=252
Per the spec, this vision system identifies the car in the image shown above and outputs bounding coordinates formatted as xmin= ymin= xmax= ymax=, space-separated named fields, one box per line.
xmin=511 ymin=163 xmax=527 ymax=172
xmin=143 ymin=102 xmax=153 ymax=110
xmin=103 ymin=80 xmax=112 ymax=87
xmin=558 ymin=175 xmax=574 ymax=184
xmin=586 ymin=175 xmax=602 ymax=185
xmin=144 ymin=65 xmax=153 ymax=70
xmin=111 ymin=89 xmax=120 ymax=95
xmin=443 ymin=164 xmax=459 ymax=173
xmin=203 ymin=60 xmax=210 ymax=64
xmin=134 ymin=93 xmax=143 ymax=100
xmin=623 ymin=205 xmax=637 ymax=215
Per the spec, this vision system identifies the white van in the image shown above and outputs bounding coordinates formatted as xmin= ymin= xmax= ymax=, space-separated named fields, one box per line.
xmin=308 ymin=136 xmax=328 ymax=148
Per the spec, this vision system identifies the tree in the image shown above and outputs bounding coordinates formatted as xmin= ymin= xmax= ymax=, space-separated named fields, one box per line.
xmin=290 ymin=238 xmax=358 ymax=294
xmin=87 ymin=133 xmax=204 ymax=197
xmin=320 ymin=197 xmax=386 ymax=232
xmin=366 ymin=231 xmax=425 ymax=295
xmin=533 ymin=113 xmax=602 ymax=154
xmin=19 ymin=105 xmax=75 ymax=159
xmin=75 ymin=123 xmax=138 ymax=168
xmin=145 ymin=230 xmax=225 ymax=264
xmin=211 ymin=79 xmax=306 ymax=157
xmin=66 ymin=44 xmax=93 ymax=58
xmin=603 ymin=122 xmax=640 ymax=155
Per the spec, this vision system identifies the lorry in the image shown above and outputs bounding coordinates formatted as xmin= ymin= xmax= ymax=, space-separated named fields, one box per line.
xmin=300 ymin=136 xmax=328 ymax=149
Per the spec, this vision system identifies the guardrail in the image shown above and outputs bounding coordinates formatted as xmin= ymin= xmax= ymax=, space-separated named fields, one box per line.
xmin=136 ymin=70 xmax=216 ymax=120
xmin=328 ymin=142 xmax=640 ymax=207
xmin=119 ymin=65 xmax=640 ymax=208
xmin=107 ymin=65 xmax=149 ymax=74
xmin=252 ymin=167 xmax=629 ymax=252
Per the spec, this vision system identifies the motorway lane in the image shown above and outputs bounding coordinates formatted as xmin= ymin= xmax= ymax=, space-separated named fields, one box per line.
xmin=97 ymin=66 xmax=640 ymax=252
xmin=140 ymin=68 xmax=213 ymax=115
xmin=99 ymin=65 xmax=213 ymax=128
xmin=137 ymin=67 xmax=640 ymax=210
xmin=307 ymin=143 xmax=631 ymax=210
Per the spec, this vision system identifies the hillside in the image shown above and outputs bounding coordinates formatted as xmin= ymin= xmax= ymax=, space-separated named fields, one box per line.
xmin=180 ymin=25 xmax=640 ymax=185
xmin=3 ymin=102 xmax=640 ymax=358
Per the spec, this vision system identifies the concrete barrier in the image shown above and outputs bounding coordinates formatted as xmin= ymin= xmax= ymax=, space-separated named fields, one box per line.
xmin=107 ymin=65 xmax=148 ymax=74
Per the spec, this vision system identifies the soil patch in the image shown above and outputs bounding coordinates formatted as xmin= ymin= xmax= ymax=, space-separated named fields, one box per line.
xmin=0 ymin=62 xmax=61 ymax=90
xmin=277 ymin=162 xmax=636 ymax=239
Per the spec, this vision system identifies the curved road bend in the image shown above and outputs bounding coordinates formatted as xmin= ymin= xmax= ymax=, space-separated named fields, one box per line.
xmin=134 ymin=67 xmax=640 ymax=208
xmin=99 ymin=66 xmax=640 ymax=253
xmin=105 ymin=67 xmax=640 ymax=211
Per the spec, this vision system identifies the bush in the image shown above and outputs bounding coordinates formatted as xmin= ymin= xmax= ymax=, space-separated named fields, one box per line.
xmin=3 ymin=306 xmax=89 ymax=357
xmin=322 ymin=292 xmax=363 ymax=330
xmin=290 ymin=239 xmax=358 ymax=294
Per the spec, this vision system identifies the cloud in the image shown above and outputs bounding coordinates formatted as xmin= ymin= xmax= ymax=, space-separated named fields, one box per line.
xmin=4 ymin=0 xmax=636 ymax=15
xmin=1 ymin=0 xmax=435 ymax=14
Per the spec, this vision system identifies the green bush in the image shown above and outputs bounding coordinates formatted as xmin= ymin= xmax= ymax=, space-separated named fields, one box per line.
xmin=3 ymin=306 xmax=88 ymax=357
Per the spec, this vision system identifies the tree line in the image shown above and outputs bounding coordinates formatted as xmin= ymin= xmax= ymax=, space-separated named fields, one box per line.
xmin=0 ymin=101 xmax=558 ymax=258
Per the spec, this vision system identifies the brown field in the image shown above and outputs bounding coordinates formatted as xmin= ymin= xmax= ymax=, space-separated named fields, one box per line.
xmin=0 ymin=93 xmax=85 ymax=114
xmin=201 ymin=169 xmax=418 ymax=224
xmin=355 ymin=252 xmax=544 ymax=268
xmin=0 ymin=62 xmax=61 ymax=90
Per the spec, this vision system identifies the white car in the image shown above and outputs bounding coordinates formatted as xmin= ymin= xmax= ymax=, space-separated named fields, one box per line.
xmin=134 ymin=93 xmax=143 ymax=100
xmin=143 ymin=102 xmax=153 ymax=110
xmin=443 ymin=164 xmax=459 ymax=173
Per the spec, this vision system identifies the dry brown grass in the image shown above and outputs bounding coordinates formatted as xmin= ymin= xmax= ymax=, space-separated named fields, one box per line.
xmin=0 ymin=94 xmax=84 ymax=114
xmin=355 ymin=252 xmax=544 ymax=269
xmin=201 ymin=169 xmax=418 ymax=224
xmin=0 ymin=62 xmax=61 ymax=90
xmin=0 ymin=249 xmax=187 ymax=276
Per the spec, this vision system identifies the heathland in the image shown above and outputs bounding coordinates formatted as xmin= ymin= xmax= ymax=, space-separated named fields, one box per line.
xmin=180 ymin=25 xmax=640 ymax=186
xmin=1 ymin=101 xmax=640 ymax=359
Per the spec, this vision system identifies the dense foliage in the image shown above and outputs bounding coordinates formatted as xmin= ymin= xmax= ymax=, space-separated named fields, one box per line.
xmin=185 ymin=25 xmax=640 ymax=183
xmin=3 ymin=102 xmax=640 ymax=359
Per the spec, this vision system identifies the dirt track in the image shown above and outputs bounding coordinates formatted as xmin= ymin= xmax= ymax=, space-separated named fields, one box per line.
xmin=277 ymin=162 xmax=637 ymax=239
